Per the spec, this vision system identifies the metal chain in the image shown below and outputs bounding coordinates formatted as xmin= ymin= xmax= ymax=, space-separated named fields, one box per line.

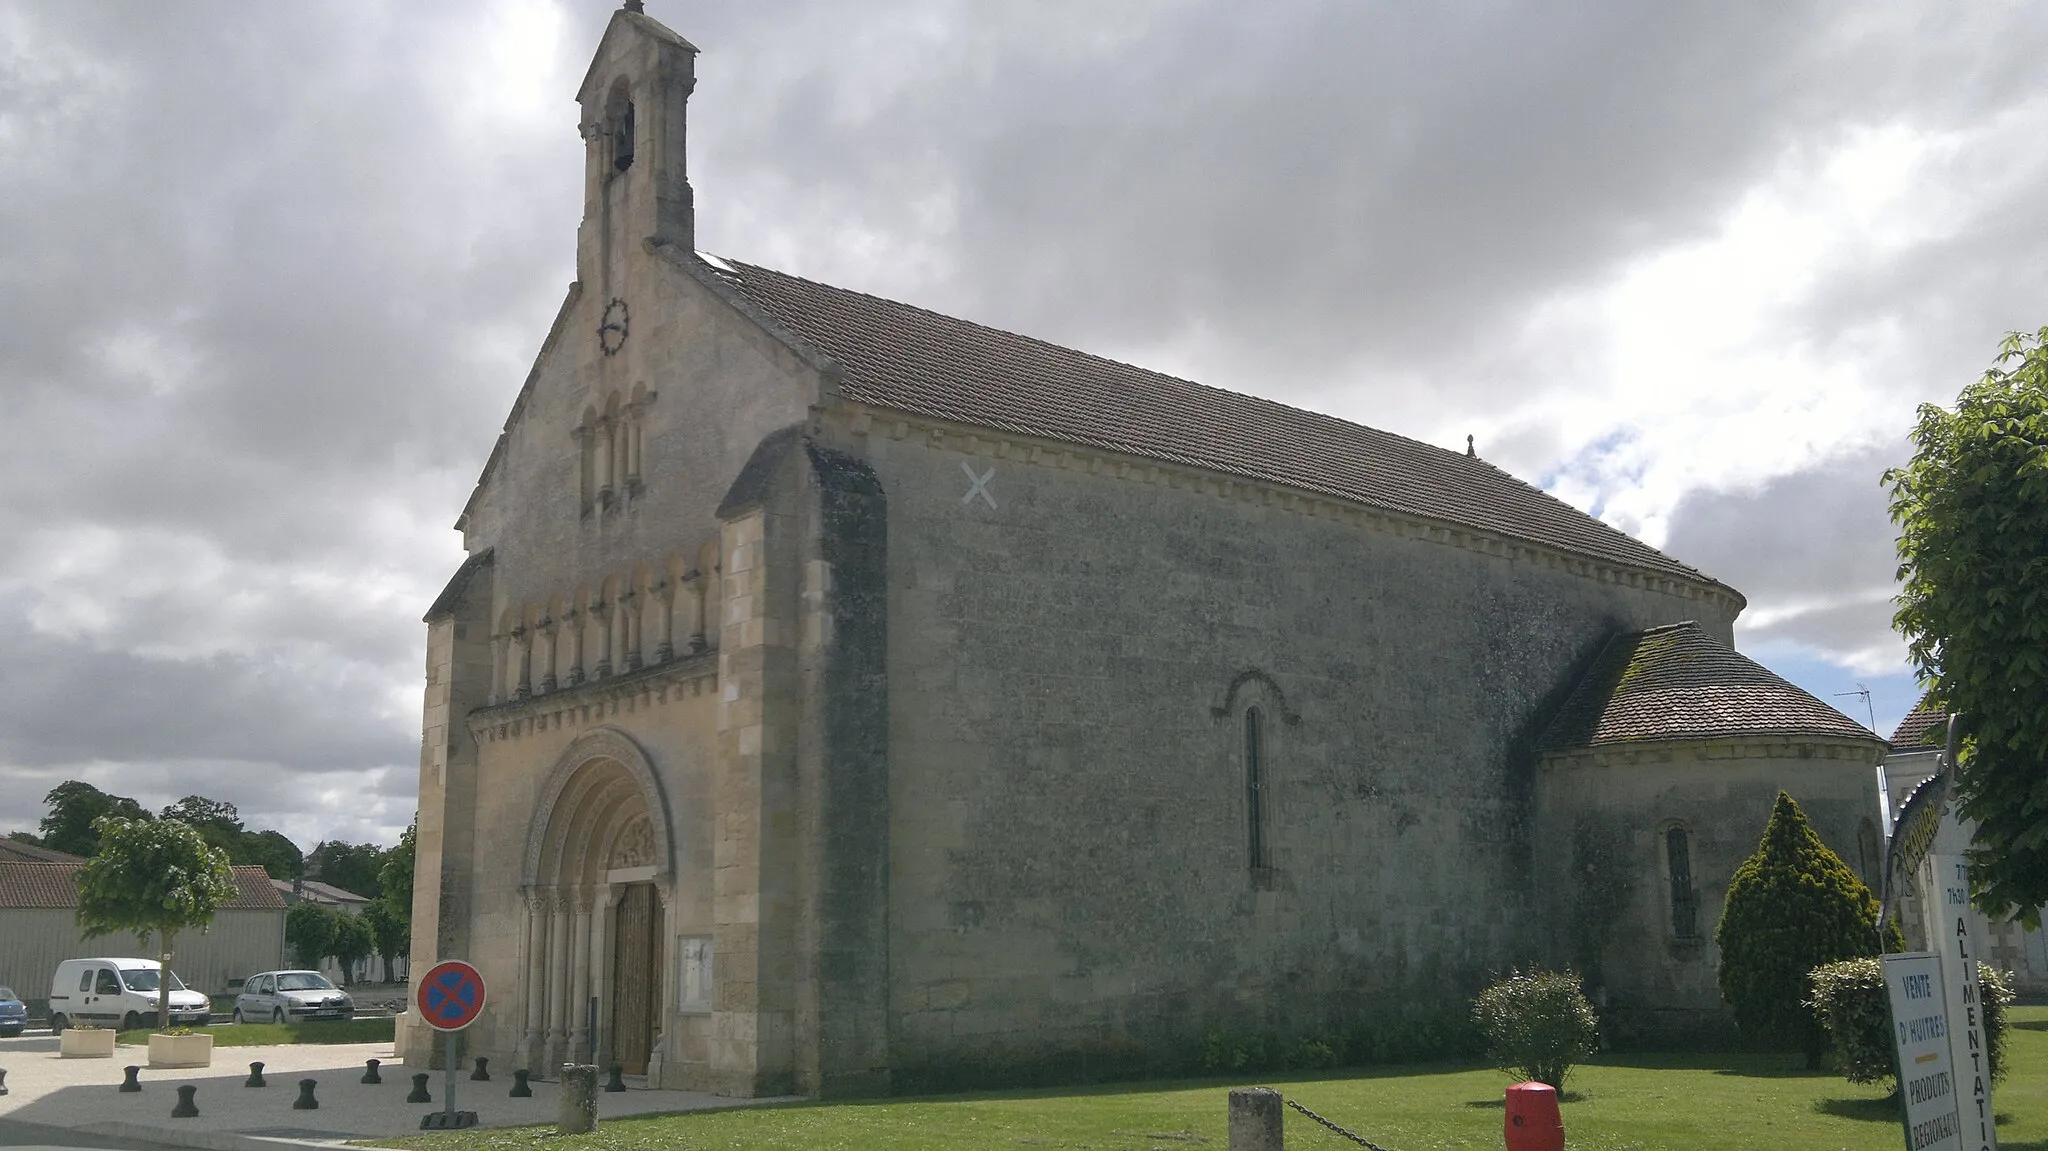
xmin=1285 ymin=1097 xmax=1398 ymax=1151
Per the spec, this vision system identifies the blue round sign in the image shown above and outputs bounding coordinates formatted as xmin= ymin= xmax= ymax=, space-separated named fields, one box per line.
xmin=417 ymin=959 xmax=487 ymax=1031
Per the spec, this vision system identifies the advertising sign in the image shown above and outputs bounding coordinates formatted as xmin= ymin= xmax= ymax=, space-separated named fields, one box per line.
xmin=1884 ymin=952 xmax=1961 ymax=1151
xmin=1923 ymin=854 xmax=1997 ymax=1151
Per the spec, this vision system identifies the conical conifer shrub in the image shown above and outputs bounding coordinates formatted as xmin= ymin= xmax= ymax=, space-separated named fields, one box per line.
xmin=1715 ymin=791 xmax=1895 ymax=1065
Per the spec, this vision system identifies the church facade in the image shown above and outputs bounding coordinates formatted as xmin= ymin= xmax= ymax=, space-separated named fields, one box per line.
xmin=407 ymin=4 xmax=1885 ymax=1096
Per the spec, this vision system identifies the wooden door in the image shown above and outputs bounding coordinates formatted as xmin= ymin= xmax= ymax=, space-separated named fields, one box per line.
xmin=611 ymin=883 xmax=659 ymax=1074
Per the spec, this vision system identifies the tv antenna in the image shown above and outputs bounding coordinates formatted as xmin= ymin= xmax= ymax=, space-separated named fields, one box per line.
xmin=1833 ymin=683 xmax=1875 ymax=733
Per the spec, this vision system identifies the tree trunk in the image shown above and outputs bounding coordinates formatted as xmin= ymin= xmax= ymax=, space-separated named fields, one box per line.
xmin=158 ymin=933 xmax=176 ymax=1032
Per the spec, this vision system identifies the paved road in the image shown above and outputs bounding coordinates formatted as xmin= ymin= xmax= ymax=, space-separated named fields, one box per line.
xmin=0 ymin=1116 xmax=187 ymax=1150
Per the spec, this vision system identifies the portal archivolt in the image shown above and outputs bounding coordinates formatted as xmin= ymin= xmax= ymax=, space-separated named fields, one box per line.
xmin=518 ymin=727 xmax=675 ymax=1075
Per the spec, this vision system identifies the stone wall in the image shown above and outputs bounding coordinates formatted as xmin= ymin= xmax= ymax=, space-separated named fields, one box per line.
xmin=1536 ymin=738 xmax=1886 ymax=1048
xmin=823 ymin=410 xmax=1740 ymax=1085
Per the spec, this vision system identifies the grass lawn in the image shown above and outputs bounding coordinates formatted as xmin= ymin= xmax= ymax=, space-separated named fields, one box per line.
xmin=383 ymin=1006 xmax=2047 ymax=1151
xmin=116 ymin=1017 xmax=394 ymax=1047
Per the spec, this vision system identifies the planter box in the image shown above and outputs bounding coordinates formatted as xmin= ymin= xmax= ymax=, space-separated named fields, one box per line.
xmin=148 ymin=1032 xmax=214 ymax=1069
xmin=60 ymin=1028 xmax=117 ymax=1058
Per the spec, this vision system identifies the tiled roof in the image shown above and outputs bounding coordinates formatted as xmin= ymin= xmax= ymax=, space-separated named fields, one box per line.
xmin=0 ymin=838 xmax=84 ymax=864
xmin=702 ymin=256 xmax=1726 ymax=587
xmin=1890 ymin=693 xmax=1947 ymax=749
xmin=424 ymin=547 xmax=493 ymax=621
xmin=271 ymin=878 xmax=369 ymax=905
xmin=1540 ymin=622 xmax=1881 ymax=751
xmin=0 ymin=863 xmax=287 ymax=911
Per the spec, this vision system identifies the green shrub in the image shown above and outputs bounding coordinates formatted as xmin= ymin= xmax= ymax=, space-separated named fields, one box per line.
xmin=1716 ymin=792 xmax=1901 ymax=1065
xmin=1471 ymin=969 xmax=1599 ymax=1090
xmin=1809 ymin=958 xmax=2014 ymax=1085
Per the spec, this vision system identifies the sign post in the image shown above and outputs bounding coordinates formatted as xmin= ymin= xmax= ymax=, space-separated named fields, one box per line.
xmin=416 ymin=959 xmax=487 ymax=1130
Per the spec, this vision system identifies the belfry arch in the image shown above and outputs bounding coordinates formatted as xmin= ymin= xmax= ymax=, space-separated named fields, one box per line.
xmin=518 ymin=727 xmax=676 ymax=1076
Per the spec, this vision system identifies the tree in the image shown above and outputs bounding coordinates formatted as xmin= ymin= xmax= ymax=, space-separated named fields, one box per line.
xmin=1886 ymin=325 xmax=2048 ymax=926
xmin=286 ymin=901 xmax=339 ymax=971
xmin=237 ymin=829 xmax=304 ymax=881
xmin=362 ymin=901 xmax=408 ymax=984
xmin=1715 ymin=793 xmax=1898 ymax=1066
xmin=74 ymin=816 xmax=238 ymax=1030
xmin=378 ymin=819 xmax=416 ymax=928
xmin=38 ymin=782 xmax=149 ymax=857
xmin=306 ymin=840 xmax=387 ymax=900
xmin=329 ymin=912 xmax=376 ymax=988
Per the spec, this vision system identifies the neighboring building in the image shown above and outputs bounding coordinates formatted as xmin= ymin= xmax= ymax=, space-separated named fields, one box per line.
xmin=408 ymin=3 xmax=1887 ymax=1095
xmin=0 ymin=861 xmax=286 ymax=1019
xmin=1881 ymin=696 xmax=2048 ymax=993
xmin=272 ymin=877 xmax=387 ymax=985
xmin=272 ymin=877 xmax=373 ymax=914
xmin=0 ymin=838 xmax=85 ymax=864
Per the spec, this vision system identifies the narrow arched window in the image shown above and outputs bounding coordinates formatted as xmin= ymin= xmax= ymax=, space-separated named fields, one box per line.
xmin=613 ymin=100 xmax=635 ymax=171
xmin=1245 ymin=707 xmax=1270 ymax=872
xmin=1666 ymin=826 xmax=1698 ymax=940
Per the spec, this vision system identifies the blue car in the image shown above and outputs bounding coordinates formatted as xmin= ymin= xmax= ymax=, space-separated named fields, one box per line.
xmin=0 ymin=984 xmax=25 ymax=1037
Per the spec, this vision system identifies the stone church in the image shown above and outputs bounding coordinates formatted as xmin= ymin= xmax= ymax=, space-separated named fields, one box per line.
xmin=407 ymin=2 xmax=1886 ymax=1095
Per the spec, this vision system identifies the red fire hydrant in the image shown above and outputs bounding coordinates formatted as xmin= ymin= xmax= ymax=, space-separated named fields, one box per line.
xmin=1504 ymin=1081 xmax=1564 ymax=1151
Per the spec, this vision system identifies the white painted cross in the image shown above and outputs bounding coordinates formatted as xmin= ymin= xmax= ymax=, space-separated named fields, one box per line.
xmin=961 ymin=461 xmax=997 ymax=509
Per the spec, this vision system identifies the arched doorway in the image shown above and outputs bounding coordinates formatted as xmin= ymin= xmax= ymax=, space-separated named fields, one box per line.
xmin=521 ymin=728 xmax=674 ymax=1076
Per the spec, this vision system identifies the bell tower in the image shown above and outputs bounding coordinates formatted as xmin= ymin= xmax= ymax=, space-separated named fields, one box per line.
xmin=575 ymin=1 xmax=699 ymax=291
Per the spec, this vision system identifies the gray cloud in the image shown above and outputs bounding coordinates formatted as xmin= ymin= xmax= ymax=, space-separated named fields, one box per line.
xmin=1662 ymin=443 xmax=1908 ymax=663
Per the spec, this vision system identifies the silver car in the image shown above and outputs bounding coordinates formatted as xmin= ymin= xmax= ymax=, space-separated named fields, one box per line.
xmin=233 ymin=970 xmax=354 ymax=1024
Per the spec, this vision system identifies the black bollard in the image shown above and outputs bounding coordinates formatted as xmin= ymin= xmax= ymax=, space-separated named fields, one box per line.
xmin=509 ymin=1068 xmax=533 ymax=1098
xmin=171 ymin=1084 xmax=199 ymax=1118
xmin=0 ymin=1066 xmax=9 ymax=1096
xmin=470 ymin=1055 xmax=490 ymax=1081
xmin=120 ymin=1065 xmax=142 ymax=1093
xmin=407 ymin=1072 xmax=433 ymax=1103
xmin=362 ymin=1058 xmax=382 ymax=1084
xmin=604 ymin=1065 xmax=626 ymax=1093
xmin=293 ymin=1079 xmax=319 ymax=1111
xmin=245 ymin=1061 xmax=267 ymax=1088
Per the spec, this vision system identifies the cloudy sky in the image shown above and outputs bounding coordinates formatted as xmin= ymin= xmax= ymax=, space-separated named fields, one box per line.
xmin=3 ymin=0 xmax=2044 ymax=850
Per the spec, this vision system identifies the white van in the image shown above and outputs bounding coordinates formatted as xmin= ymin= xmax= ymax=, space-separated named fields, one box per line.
xmin=47 ymin=957 xmax=212 ymax=1032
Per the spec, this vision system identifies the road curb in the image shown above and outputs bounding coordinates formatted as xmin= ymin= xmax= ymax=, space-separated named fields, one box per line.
xmin=79 ymin=1120 xmax=409 ymax=1151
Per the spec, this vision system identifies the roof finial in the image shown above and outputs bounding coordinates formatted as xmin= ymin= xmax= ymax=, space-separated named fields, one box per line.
xmin=623 ymin=0 xmax=644 ymax=11
xmin=1466 ymin=434 xmax=1476 ymax=458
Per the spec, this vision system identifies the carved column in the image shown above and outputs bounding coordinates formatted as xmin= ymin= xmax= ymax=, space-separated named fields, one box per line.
xmin=683 ymin=571 xmax=706 ymax=653
xmin=538 ymin=617 xmax=559 ymax=694
xmin=653 ymin=580 xmax=675 ymax=662
xmin=592 ymin=887 xmax=617 ymax=1070
xmin=566 ymin=611 xmax=586 ymax=686
xmin=617 ymin=590 xmax=639 ymax=671
xmin=591 ymin=601 xmax=613 ymax=679
xmin=522 ymin=893 xmax=548 ymax=1071
xmin=511 ymin=625 xmax=531 ymax=700
xmin=546 ymin=895 xmax=571 ymax=1070
xmin=568 ymin=891 xmax=593 ymax=1063
xmin=488 ymin=633 xmax=508 ymax=706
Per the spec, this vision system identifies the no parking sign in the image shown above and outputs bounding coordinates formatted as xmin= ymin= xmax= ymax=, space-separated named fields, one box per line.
xmin=417 ymin=960 xmax=487 ymax=1032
